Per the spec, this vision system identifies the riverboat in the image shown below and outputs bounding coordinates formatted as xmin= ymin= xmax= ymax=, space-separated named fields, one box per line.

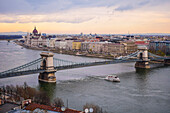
xmin=105 ymin=75 xmax=120 ymax=82
xmin=76 ymin=52 xmax=83 ymax=56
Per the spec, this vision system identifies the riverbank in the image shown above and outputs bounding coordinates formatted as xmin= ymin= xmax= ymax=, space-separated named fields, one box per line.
xmin=1 ymin=40 xmax=170 ymax=113
xmin=15 ymin=41 xmax=115 ymax=59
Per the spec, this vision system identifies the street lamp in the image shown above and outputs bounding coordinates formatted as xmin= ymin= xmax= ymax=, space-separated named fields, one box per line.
xmin=85 ymin=108 xmax=93 ymax=113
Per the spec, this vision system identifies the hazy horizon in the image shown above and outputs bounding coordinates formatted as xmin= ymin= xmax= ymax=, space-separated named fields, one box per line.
xmin=0 ymin=31 xmax=170 ymax=36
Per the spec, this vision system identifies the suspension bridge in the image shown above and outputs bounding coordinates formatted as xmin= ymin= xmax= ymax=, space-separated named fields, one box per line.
xmin=0 ymin=47 xmax=169 ymax=82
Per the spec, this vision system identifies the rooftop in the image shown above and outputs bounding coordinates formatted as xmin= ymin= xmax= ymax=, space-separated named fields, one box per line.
xmin=0 ymin=103 xmax=19 ymax=113
xmin=24 ymin=103 xmax=83 ymax=113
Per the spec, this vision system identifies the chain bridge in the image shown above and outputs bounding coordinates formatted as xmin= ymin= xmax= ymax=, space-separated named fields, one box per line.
xmin=0 ymin=48 xmax=169 ymax=82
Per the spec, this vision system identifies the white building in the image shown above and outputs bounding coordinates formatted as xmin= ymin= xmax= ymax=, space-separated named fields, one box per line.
xmin=81 ymin=42 xmax=109 ymax=53
xmin=24 ymin=27 xmax=49 ymax=47
xmin=55 ymin=40 xmax=67 ymax=49
xmin=30 ymin=36 xmax=49 ymax=47
xmin=48 ymin=38 xmax=57 ymax=48
xmin=89 ymin=42 xmax=105 ymax=53
xmin=65 ymin=40 xmax=73 ymax=50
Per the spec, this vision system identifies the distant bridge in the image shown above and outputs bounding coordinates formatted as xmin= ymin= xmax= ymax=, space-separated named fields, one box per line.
xmin=0 ymin=48 xmax=169 ymax=82
xmin=0 ymin=35 xmax=23 ymax=41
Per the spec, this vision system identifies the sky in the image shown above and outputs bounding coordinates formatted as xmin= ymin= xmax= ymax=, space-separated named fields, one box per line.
xmin=0 ymin=0 xmax=170 ymax=34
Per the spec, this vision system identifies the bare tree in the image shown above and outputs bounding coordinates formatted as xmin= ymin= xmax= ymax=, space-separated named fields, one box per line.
xmin=27 ymin=87 xmax=37 ymax=99
xmin=6 ymin=85 xmax=11 ymax=94
xmin=83 ymin=103 xmax=107 ymax=113
xmin=1 ymin=83 xmax=54 ymax=106
xmin=53 ymin=97 xmax=64 ymax=108
xmin=34 ymin=91 xmax=50 ymax=105
xmin=0 ymin=87 xmax=2 ymax=96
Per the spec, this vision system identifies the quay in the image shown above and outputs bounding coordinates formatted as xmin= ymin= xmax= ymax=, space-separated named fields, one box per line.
xmin=15 ymin=41 xmax=117 ymax=59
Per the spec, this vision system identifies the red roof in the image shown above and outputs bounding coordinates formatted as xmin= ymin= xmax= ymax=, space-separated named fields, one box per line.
xmin=24 ymin=103 xmax=82 ymax=113
xmin=135 ymin=41 xmax=149 ymax=45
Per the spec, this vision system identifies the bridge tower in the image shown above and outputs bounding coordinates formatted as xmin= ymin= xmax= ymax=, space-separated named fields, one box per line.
xmin=38 ymin=52 xmax=56 ymax=83
xmin=135 ymin=47 xmax=150 ymax=69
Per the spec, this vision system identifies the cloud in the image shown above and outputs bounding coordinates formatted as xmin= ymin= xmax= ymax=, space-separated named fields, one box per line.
xmin=0 ymin=0 xmax=170 ymax=24
xmin=0 ymin=0 xmax=155 ymax=14
xmin=0 ymin=0 xmax=33 ymax=14
xmin=0 ymin=0 xmax=170 ymax=14
xmin=0 ymin=7 xmax=109 ymax=24
xmin=0 ymin=0 xmax=115 ymax=14
xmin=0 ymin=13 xmax=95 ymax=24
xmin=115 ymin=5 xmax=135 ymax=11
xmin=115 ymin=0 xmax=151 ymax=11
xmin=138 ymin=0 xmax=150 ymax=6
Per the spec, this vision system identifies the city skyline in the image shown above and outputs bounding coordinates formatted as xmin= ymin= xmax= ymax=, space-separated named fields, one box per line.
xmin=0 ymin=0 xmax=170 ymax=34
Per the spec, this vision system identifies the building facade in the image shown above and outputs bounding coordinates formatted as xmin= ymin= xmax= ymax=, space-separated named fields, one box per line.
xmin=72 ymin=41 xmax=82 ymax=50
xmin=65 ymin=40 xmax=73 ymax=50
xmin=149 ymin=41 xmax=170 ymax=55
xmin=55 ymin=40 xmax=67 ymax=49
xmin=24 ymin=27 xmax=49 ymax=47
xmin=88 ymin=42 xmax=105 ymax=54
xmin=122 ymin=41 xmax=137 ymax=55
xmin=103 ymin=43 xmax=125 ymax=56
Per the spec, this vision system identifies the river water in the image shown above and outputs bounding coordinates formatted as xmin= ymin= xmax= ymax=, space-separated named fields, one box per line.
xmin=0 ymin=41 xmax=170 ymax=113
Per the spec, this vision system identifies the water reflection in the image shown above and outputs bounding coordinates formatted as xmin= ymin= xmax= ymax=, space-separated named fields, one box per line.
xmin=38 ymin=81 xmax=56 ymax=100
xmin=134 ymin=68 xmax=151 ymax=96
xmin=135 ymin=68 xmax=151 ymax=76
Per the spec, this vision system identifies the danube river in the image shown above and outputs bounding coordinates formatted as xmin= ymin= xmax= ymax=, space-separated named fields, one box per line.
xmin=0 ymin=41 xmax=170 ymax=113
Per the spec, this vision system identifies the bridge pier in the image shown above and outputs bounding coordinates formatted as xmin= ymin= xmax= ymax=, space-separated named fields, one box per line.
xmin=39 ymin=52 xmax=56 ymax=83
xmin=135 ymin=47 xmax=150 ymax=69
xmin=135 ymin=61 xmax=150 ymax=69
xmin=164 ymin=59 xmax=170 ymax=65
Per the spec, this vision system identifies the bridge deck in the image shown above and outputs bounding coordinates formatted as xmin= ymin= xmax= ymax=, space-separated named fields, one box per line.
xmin=0 ymin=59 xmax=141 ymax=78
xmin=55 ymin=59 xmax=141 ymax=70
xmin=0 ymin=50 xmax=170 ymax=79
